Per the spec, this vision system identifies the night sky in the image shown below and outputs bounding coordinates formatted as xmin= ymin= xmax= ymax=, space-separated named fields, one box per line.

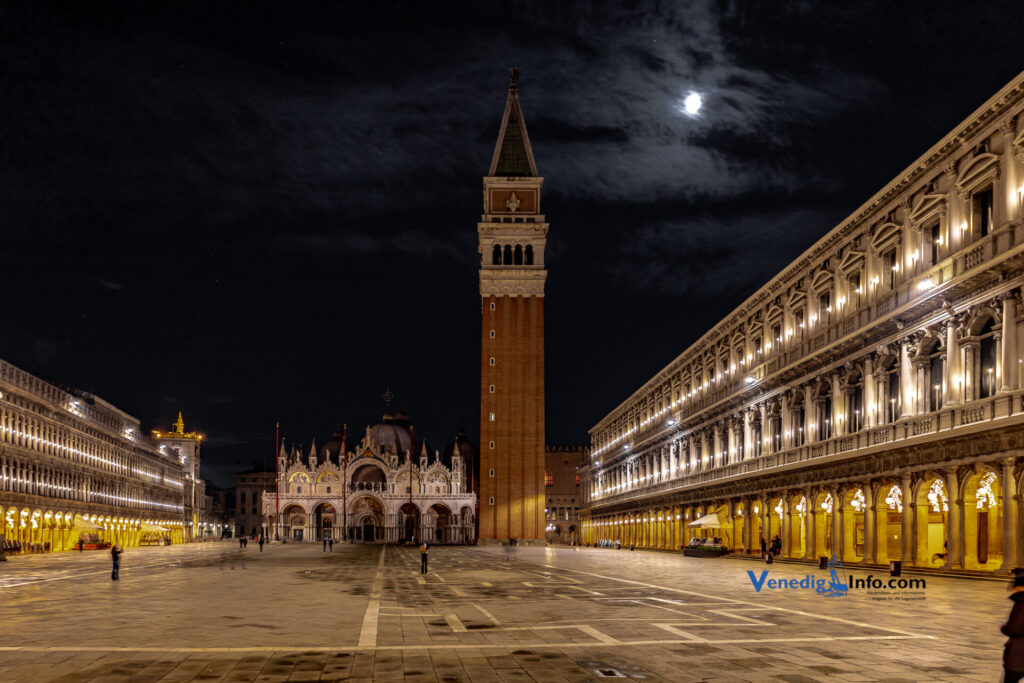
xmin=3 ymin=1 xmax=1022 ymax=487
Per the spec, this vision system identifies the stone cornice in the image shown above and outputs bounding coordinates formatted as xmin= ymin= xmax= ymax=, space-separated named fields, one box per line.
xmin=480 ymin=270 xmax=547 ymax=297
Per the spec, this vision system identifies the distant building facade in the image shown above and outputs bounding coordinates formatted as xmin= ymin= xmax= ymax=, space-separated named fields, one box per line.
xmin=0 ymin=358 xmax=194 ymax=552
xmin=153 ymin=413 xmax=207 ymax=541
xmin=581 ymin=73 xmax=1024 ymax=574
xmin=265 ymin=411 xmax=477 ymax=544
xmin=544 ymin=446 xmax=585 ymax=544
xmin=235 ymin=467 xmax=274 ymax=538
xmin=479 ymin=71 xmax=548 ymax=542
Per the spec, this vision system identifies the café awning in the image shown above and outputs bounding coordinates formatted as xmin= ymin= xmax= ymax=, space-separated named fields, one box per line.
xmin=140 ymin=522 xmax=170 ymax=532
xmin=74 ymin=518 xmax=104 ymax=530
xmin=686 ymin=513 xmax=722 ymax=529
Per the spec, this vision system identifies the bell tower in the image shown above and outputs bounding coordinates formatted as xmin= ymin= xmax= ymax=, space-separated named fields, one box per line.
xmin=478 ymin=69 xmax=547 ymax=541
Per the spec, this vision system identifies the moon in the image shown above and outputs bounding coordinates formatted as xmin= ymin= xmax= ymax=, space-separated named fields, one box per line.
xmin=682 ymin=91 xmax=703 ymax=116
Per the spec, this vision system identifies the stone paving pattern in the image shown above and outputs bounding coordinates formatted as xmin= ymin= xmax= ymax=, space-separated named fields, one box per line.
xmin=0 ymin=541 xmax=1011 ymax=681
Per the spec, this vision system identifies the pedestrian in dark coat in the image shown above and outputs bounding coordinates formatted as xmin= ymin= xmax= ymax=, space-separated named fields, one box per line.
xmin=328 ymin=538 xmax=334 ymax=551
xmin=323 ymin=538 xmax=328 ymax=551
xmin=1003 ymin=572 xmax=1024 ymax=683
xmin=258 ymin=537 xmax=264 ymax=552
xmin=110 ymin=544 xmax=122 ymax=581
xmin=419 ymin=542 xmax=429 ymax=574
xmin=760 ymin=537 xmax=767 ymax=556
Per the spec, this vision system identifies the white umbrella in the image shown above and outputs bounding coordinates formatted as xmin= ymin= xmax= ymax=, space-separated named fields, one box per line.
xmin=686 ymin=513 xmax=722 ymax=529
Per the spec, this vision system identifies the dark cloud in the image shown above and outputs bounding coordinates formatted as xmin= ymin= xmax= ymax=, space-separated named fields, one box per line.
xmin=1 ymin=0 xmax=1022 ymax=485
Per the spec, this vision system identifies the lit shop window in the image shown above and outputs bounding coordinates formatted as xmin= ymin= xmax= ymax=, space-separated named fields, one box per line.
xmin=489 ymin=412 xmax=495 ymax=421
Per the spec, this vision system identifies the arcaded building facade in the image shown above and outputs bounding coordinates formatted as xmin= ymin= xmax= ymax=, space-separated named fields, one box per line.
xmin=581 ymin=72 xmax=1024 ymax=574
xmin=0 ymin=358 xmax=190 ymax=552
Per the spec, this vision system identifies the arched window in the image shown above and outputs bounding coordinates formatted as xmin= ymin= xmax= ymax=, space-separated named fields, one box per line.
xmin=815 ymin=382 xmax=832 ymax=441
xmin=979 ymin=318 xmax=997 ymax=398
xmin=525 ymin=245 xmax=534 ymax=265
xmin=514 ymin=245 xmax=523 ymax=265
xmin=492 ymin=244 xmax=502 ymax=265
xmin=791 ymin=397 xmax=805 ymax=446
xmin=927 ymin=341 xmax=944 ymax=410
xmin=503 ymin=245 xmax=512 ymax=265
xmin=887 ymin=362 xmax=900 ymax=422
xmin=768 ymin=405 xmax=782 ymax=452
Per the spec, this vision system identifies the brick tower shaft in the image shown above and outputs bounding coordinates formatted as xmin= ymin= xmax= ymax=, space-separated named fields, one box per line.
xmin=478 ymin=70 xmax=548 ymax=541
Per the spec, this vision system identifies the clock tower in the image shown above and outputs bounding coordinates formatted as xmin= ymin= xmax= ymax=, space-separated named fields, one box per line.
xmin=478 ymin=69 xmax=547 ymax=541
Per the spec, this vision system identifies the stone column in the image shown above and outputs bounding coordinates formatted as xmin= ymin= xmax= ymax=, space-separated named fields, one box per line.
xmin=863 ymin=355 xmax=875 ymax=428
xmin=781 ymin=498 xmax=791 ymax=558
xmin=743 ymin=411 xmax=752 ymax=457
xmin=944 ymin=469 xmax=964 ymax=569
xmin=760 ymin=499 xmax=770 ymax=553
xmin=742 ymin=499 xmax=752 ymax=554
xmin=901 ymin=340 xmax=914 ymax=417
xmin=963 ymin=342 xmax=977 ymax=403
xmin=901 ymin=475 xmax=915 ymax=565
xmin=831 ymin=373 xmax=843 ymax=435
xmin=759 ymin=404 xmax=768 ymax=454
xmin=805 ymin=489 xmax=816 ymax=560
xmin=804 ymin=384 xmax=814 ymax=440
xmin=1000 ymin=457 xmax=1019 ymax=571
xmin=833 ymin=490 xmax=844 ymax=561
xmin=863 ymin=485 xmax=877 ymax=564
xmin=1002 ymin=294 xmax=1018 ymax=392
xmin=946 ymin=318 xmax=961 ymax=405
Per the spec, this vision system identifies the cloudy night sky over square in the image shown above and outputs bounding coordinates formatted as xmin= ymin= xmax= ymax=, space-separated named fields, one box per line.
xmin=2 ymin=0 xmax=1021 ymax=485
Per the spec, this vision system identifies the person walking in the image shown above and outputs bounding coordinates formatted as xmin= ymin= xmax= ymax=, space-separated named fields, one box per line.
xmin=258 ymin=537 xmax=265 ymax=552
xmin=419 ymin=542 xmax=429 ymax=574
xmin=110 ymin=544 xmax=122 ymax=581
xmin=760 ymin=536 xmax=767 ymax=557
xmin=328 ymin=537 xmax=334 ymax=551
xmin=1002 ymin=570 xmax=1024 ymax=683
xmin=323 ymin=537 xmax=328 ymax=551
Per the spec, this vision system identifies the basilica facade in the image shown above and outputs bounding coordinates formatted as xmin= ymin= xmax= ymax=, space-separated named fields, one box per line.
xmin=581 ymin=72 xmax=1024 ymax=574
xmin=265 ymin=411 xmax=477 ymax=544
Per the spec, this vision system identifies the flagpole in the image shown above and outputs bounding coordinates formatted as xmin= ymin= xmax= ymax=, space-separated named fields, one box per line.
xmin=274 ymin=421 xmax=280 ymax=541
xmin=341 ymin=424 xmax=347 ymax=543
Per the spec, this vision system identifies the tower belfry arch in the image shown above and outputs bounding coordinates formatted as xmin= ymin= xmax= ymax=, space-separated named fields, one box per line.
xmin=478 ymin=69 xmax=547 ymax=541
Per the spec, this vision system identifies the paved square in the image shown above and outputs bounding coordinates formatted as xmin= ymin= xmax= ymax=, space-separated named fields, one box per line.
xmin=0 ymin=542 xmax=1010 ymax=681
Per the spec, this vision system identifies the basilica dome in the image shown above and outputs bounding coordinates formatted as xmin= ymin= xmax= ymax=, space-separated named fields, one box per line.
xmin=368 ymin=410 xmax=412 ymax=453
xmin=323 ymin=425 xmax=345 ymax=460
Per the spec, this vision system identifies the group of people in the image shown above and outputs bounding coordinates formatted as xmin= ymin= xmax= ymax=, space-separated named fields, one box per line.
xmin=760 ymin=535 xmax=782 ymax=563
xmin=322 ymin=537 xmax=335 ymax=551
xmin=238 ymin=536 xmax=266 ymax=551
